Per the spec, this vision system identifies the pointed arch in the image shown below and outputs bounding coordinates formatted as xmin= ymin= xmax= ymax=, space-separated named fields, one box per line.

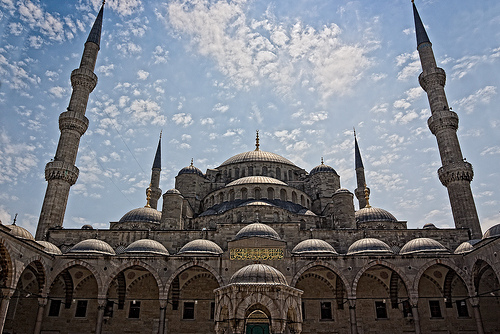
xmin=412 ymin=258 xmax=472 ymax=296
xmin=291 ymin=260 xmax=350 ymax=297
xmin=47 ymin=260 xmax=103 ymax=296
xmin=163 ymin=261 xmax=224 ymax=297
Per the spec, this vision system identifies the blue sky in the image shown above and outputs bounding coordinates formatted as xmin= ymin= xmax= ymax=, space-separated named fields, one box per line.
xmin=1 ymin=0 xmax=499 ymax=236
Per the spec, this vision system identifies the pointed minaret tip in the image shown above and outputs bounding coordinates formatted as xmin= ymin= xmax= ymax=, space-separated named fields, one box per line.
xmin=86 ymin=2 xmax=105 ymax=49
xmin=153 ymin=132 xmax=162 ymax=169
xmin=354 ymin=129 xmax=364 ymax=170
xmin=412 ymin=0 xmax=431 ymax=48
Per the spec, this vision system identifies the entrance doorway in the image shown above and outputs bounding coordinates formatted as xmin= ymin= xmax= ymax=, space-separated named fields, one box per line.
xmin=246 ymin=310 xmax=270 ymax=334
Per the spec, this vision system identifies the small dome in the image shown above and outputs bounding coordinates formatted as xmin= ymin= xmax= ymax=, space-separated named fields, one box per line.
xmin=423 ymin=223 xmax=437 ymax=229
xmin=292 ymin=239 xmax=338 ymax=255
xmin=230 ymin=264 xmax=287 ymax=285
xmin=81 ymin=224 xmax=94 ymax=230
xmin=178 ymin=164 xmax=204 ymax=177
xmin=355 ymin=207 xmax=397 ymax=224
xmin=219 ymin=150 xmax=296 ymax=168
xmin=234 ymin=223 xmax=280 ymax=241
xmin=226 ymin=176 xmax=287 ymax=187
xmin=241 ymin=200 xmax=275 ymax=207
xmin=400 ymin=238 xmax=449 ymax=255
xmin=334 ymin=188 xmax=351 ymax=195
xmin=7 ymin=224 xmax=35 ymax=241
xmin=347 ymin=238 xmax=393 ymax=255
xmin=177 ymin=239 xmax=223 ymax=256
xmin=454 ymin=239 xmax=481 ymax=254
xmin=310 ymin=162 xmax=338 ymax=176
xmin=165 ymin=188 xmax=182 ymax=195
xmin=119 ymin=207 xmax=161 ymax=224
xmin=69 ymin=239 xmax=115 ymax=255
xmin=483 ymin=223 xmax=500 ymax=239
xmin=37 ymin=241 xmax=62 ymax=255
xmin=124 ymin=239 xmax=169 ymax=255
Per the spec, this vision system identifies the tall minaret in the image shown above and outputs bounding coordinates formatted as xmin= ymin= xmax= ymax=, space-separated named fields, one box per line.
xmin=149 ymin=132 xmax=162 ymax=210
xmin=412 ymin=1 xmax=481 ymax=239
xmin=35 ymin=4 xmax=104 ymax=240
xmin=354 ymin=130 xmax=369 ymax=209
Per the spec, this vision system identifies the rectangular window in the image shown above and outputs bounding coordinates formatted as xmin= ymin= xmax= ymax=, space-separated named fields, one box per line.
xmin=104 ymin=300 xmax=114 ymax=318
xmin=320 ymin=302 xmax=332 ymax=320
xmin=210 ymin=302 xmax=215 ymax=320
xmin=75 ymin=300 xmax=88 ymax=318
xmin=456 ymin=300 xmax=469 ymax=317
xmin=128 ymin=301 xmax=141 ymax=319
xmin=183 ymin=302 xmax=195 ymax=320
xmin=375 ymin=301 xmax=388 ymax=319
xmin=48 ymin=299 xmax=62 ymax=317
xmin=429 ymin=300 xmax=442 ymax=318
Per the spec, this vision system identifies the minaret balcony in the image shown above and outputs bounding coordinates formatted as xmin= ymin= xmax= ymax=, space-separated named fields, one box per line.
xmin=44 ymin=161 xmax=79 ymax=185
xmin=70 ymin=67 xmax=98 ymax=91
xmin=437 ymin=161 xmax=474 ymax=187
xmin=418 ymin=67 xmax=446 ymax=92
xmin=59 ymin=111 xmax=89 ymax=136
xmin=427 ymin=110 xmax=459 ymax=135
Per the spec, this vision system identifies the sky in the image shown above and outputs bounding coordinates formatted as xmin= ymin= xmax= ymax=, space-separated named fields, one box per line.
xmin=0 ymin=0 xmax=500 ymax=236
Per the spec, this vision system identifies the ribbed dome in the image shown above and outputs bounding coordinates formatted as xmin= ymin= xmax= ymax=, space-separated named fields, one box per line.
xmin=69 ymin=239 xmax=115 ymax=255
xmin=483 ymin=223 xmax=500 ymax=239
xmin=241 ymin=200 xmax=275 ymax=207
xmin=230 ymin=264 xmax=287 ymax=285
xmin=178 ymin=164 xmax=204 ymax=177
xmin=292 ymin=239 xmax=338 ymax=255
xmin=165 ymin=188 xmax=182 ymax=195
xmin=347 ymin=238 xmax=393 ymax=255
xmin=7 ymin=224 xmax=35 ymax=241
xmin=234 ymin=223 xmax=280 ymax=241
xmin=423 ymin=223 xmax=437 ymax=229
xmin=119 ymin=207 xmax=161 ymax=224
xmin=355 ymin=207 xmax=397 ymax=223
xmin=454 ymin=239 xmax=481 ymax=254
xmin=219 ymin=150 xmax=296 ymax=167
xmin=310 ymin=163 xmax=338 ymax=176
xmin=37 ymin=241 xmax=62 ymax=255
xmin=124 ymin=239 xmax=169 ymax=255
xmin=177 ymin=239 xmax=223 ymax=255
xmin=334 ymin=188 xmax=351 ymax=194
xmin=226 ymin=176 xmax=287 ymax=187
xmin=400 ymin=238 xmax=449 ymax=255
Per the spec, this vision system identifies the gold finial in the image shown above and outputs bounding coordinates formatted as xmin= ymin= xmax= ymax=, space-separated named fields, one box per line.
xmin=102 ymin=0 xmax=106 ymax=5
xmin=159 ymin=130 xmax=162 ymax=139
xmin=321 ymin=157 xmax=324 ymax=165
xmin=145 ymin=184 xmax=152 ymax=208
xmin=364 ymin=183 xmax=371 ymax=208
xmin=190 ymin=158 xmax=194 ymax=166
xmin=353 ymin=127 xmax=356 ymax=138
xmin=411 ymin=0 xmax=414 ymax=3
xmin=255 ymin=130 xmax=260 ymax=151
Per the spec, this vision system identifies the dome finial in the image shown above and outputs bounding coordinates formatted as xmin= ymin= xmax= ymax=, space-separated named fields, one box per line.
xmin=145 ymin=184 xmax=152 ymax=208
xmin=255 ymin=130 xmax=260 ymax=151
xmin=12 ymin=213 xmax=18 ymax=226
xmin=364 ymin=183 xmax=371 ymax=208
xmin=321 ymin=157 xmax=324 ymax=165
xmin=353 ymin=126 xmax=356 ymax=138
xmin=190 ymin=158 xmax=194 ymax=166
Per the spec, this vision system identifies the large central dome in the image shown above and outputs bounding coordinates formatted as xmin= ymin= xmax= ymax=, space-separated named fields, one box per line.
xmin=219 ymin=150 xmax=296 ymax=167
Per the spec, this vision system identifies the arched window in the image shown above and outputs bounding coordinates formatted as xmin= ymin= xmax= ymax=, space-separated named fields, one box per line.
xmin=288 ymin=170 xmax=293 ymax=181
xmin=235 ymin=168 xmax=240 ymax=178
xmin=276 ymin=167 xmax=281 ymax=180
xmin=292 ymin=191 xmax=297 ymax=203
xmin=219 ymin=192 xmax=224 ymax=203
xmin=273 ymin=212 xmax=279 ymax=222
xmin=262 ymin=166 xmax=268 ymax=176
xmin=241 ymin=188 xmax=248 ymax=200
xmin=229 ymin=189 xmax=235 ymax=201
xmin=301 ymin=195 xmax=305 ymax=206
xmin=267 ymin=187 xmax=274 ymax=200
xmin=248 ymin=166 xmax=253 ymax=176
xmin=280 ymin=189 xmax=287 ymax=201
xmin=254 ymin=188 xmax=261 ymax=199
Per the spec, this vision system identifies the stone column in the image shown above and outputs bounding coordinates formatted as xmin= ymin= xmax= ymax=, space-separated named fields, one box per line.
xmin=411 ymin=304 xmax=421 ymax=334
xmin=95 ymin=298 xmax=106 ymax=334
xmin=33 ymin=297 xmax=48 ymax=334
xmin=470 ymin=298 xmax=484 ymax=334
xmin=158 ymin=299 xmax=167 ymax=334
xmin=348 ymin=298 xmax=357 ymax=334
xmin=0 ymin=288 xmax=14 ymax=334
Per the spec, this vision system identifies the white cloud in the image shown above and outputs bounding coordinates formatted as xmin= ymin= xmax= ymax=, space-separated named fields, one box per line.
xmin=48 ymin=86 xmax=66 ymax=98
xmin=454 ymin=86 xmax=497 ymax=114
xmin=0 ymin=130 xmax=38 ymax=184
xmin=301 ymin=111 xmax=328 ymax=125
xmin=98 ymin=64 xmax=115 ymax=76
xmin=213 ymin=103 xmax=229 ymax=113
xmin=172 ymin=113 xmax=193 ymax=127
xmin=153 ymin=46 xmax=169 ymax=64
xmin=201 ymin=118 xmax=214 ymax=126
xmin=137 ymin=69 xmax=149 ymax=80
xmin=128 ymin=99 xmax=166 ymax=125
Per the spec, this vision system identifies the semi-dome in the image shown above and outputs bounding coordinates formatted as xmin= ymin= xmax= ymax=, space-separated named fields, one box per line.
xmin=230 ymin=264 xmax=287 ymax=285
xmin=165 ymin=188 xmax=182 ymax=195
xmin=347 ymin=238 xmax=393 ymax=255
xmin=355 ymin=207 xmax=397 ymax=224
xmin=69 ymin=239 xmax=115 ymax=255
xmin=234 ymin=223 xmax=280 ymax=241
xmin=226 ymin=176 xmax=287 ymax=187
xmin=37 ymin=241 xmax=62 ymax=255
xmin=7 ymin=224 xmax=35 ymax=241
xmin=119 ymin=207 xmax=161 ymax=224
xmin=454 ymin=239 xmax=481 ymax=254
xmin=483 ymin=223 xmax=500 ymax=239
xmin=400 ymin=238 xmax=449 ymax=255
xmin=124 ymin=239 xmax=169 ymax=255
xmin=309 ymin=162 xmax=338 ymax=176
xmin=177 ymin=163 xmax=204 ymax=177
xmin=292 ymin=239 xmax=338 ymax=255
xmin=177 ymin=239 xmax=223 ymax=255
xmin=219 ymin=150 xmax=296 ymax=167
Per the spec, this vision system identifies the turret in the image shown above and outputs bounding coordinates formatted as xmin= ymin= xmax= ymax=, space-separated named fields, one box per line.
xmin=354 ymin=130 xmax=369 ymax=209
xmin=412 ymin=1 xmax=481 ymax=239
xmin=149 ymin=133 xmax=162 ymax=209
xmin=36 ymin=4 xmax=104 ymax=240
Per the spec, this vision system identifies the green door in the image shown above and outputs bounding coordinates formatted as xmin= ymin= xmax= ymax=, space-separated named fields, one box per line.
xmin=246 ymin=323 xmax=270 ymax=334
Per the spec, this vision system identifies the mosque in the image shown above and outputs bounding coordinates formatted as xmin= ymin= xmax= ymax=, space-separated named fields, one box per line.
xmin=0 ymin=2 xmax=499 ymax=334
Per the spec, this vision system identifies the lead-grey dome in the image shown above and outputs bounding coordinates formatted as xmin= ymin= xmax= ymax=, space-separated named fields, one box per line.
xmin=309 ymin=162 xmax=338 ymax=176
xmin=234 ymin=223 xmax=280 ymax=241
xmin=347 ymin=238 xmax=393 ymax=255
xmin=37 ymin=241 xmax=62 ymax=255
xmin=219 ymin=150 xmax=296 ymax=167
xmin=355 ymin=207 xmax=397 ymax=224
xmin=69 ymin=239 xmax=115 ymax=255
xmin=292 ymin=239 xmax=338 ymax=255
xmin=178 ymin=164 xmax=204 ymax=177
xmin=483 ymin=223 xmax=500 ymax=239
xmin=226 ymin=176 xmax=287 ymax=187
xmin=400 ymin=238 xmax=449 ymax=255
xmin=124 ymin=239 xmax=169 ymax=255
xmin=454 ymin=239 xmax=481 ymax=254
xmin=177 ymin=239 xmax=223 ymax=256
xmin=7 ymin=224 xmax=35 ymax=241
xmin=119 ymin=207 xmax=161 ymax=224
xmin=165 ymin=188 xmax=182 ymax=195
xmin=230 ymin=264 xmax=287 ymax=285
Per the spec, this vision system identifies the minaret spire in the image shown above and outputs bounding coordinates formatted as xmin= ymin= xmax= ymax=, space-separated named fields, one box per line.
xmin=35 ymin=4 xmax=104 ymax=240
xmin=354 ymin=129 xmax=369 ymax=209
xmin=149 ymin=132 xmax=162 ymax=210
xmin=412 ymin=2 xmax=482 ymax=239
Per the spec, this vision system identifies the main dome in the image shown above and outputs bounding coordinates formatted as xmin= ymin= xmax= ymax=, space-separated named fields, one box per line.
xmin=119 ymin=207 xmax=161 ymax=224
xmin=355 ymin=207 xmax=398 ymax=223
xmin=219 ymin=150 xmax=296 ymax=167
xmin=230 ymin=264 xmax=287 ymax=285
xmin=226 ymin=176 xmax=287 ymax=187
